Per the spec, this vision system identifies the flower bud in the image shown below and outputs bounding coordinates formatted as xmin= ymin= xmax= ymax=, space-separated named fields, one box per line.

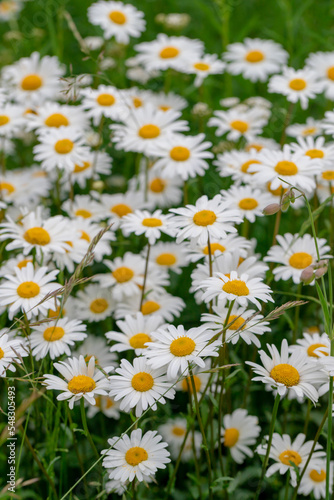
xmin=315 ymin=266 xmax=328 ymax=278
xmin=300 ymin=266 xmax=315 ymax=284
xmin=263 ymin=203 xmax=281 ymax=215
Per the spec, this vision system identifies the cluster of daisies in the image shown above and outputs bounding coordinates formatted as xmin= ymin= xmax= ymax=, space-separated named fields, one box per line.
xmin=1 ymin=0 xmax=334 ymax=498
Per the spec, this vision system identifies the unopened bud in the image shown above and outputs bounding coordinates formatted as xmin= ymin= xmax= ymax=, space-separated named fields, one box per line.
xmin=92 ymin=180 xmax=104 ymax=191
xmin=263 ymin=203 xmax=281 ymax=215
xmin=315 ymin=266 xmax=328 ymax=278
xmin=300 ymin=266 xmax=315 ymax=284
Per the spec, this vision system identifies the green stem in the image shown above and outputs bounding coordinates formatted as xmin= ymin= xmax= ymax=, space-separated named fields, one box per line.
xmin=140 ymin=242 xmax=151 ymax=310
xmin=284 ymin=470 xmax=290 ymax=500
xmin=327 ymin=377 xmax=333 ymax=499
xmin=80 ymin=398 xmax=99 ymax=460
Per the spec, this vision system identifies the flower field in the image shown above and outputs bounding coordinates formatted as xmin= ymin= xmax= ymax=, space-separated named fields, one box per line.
xmin=1 ymin=0 xmax=334 ymax=499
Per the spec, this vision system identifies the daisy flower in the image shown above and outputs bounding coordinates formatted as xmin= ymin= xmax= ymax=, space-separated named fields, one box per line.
xmin=129 ymin=170 xmax=183 ymax=209
xmin=0 ymin=263 xmax=59 ymax=320
xmin=185 ymin=234 xmax=252 ymax=263
xmin=134 ymin=33 xmax=204 ymax=72
xmin=63 ymin=194 xmax=104 ymax=221
xmin=26 ymin=102 xmax=88 ymax=132
xmin=306 ymin=51 xmax=334 ymax=100
xmin=257 ymin=433 xmax=325 ymax=481
xmin=29 ymin=318 xmax=87 ymax=360
xmin=268 ymin=67 xmax=323 ymax=109
xmin=247 ymin=339 xmax=324 ymax=403
xmin=120 ymin=209 xmax=175 ymax=245
xmin=109 ymin=357 xmax=175 ymax=417
xmin=111 ymin=105 xmax=189 ymax=154
xmin=43 ymin=355 xmax=111 ymax=409
xmin=66 ymin=150 xmax=112 ymax=189
xmin=220 ymin=185 xmax=272 ymax=223
xmin=144 ymin=324 xmax=219 ymax=380
xmin=214 ymin=149 xmax=263 ymax=185
xmin=88 ymin=1 xmax=146 ymax=44
xmin=116 ymin=290 xmax=185 ymax=321
xmin=101 ymin=428 xmax=170 ymax=482
xmin=87 ymin=395 xmax=121 ymax=419
xmin=209 ymin=106 xmax=268 ymax=141
xmin=0 ymin=170 xmax=50 ymax=208
xmin=69 ymin=218 xmax=115 ymax=262
xmin=1 ymin=52 xmax=65 ymax=105
xmin=0 ymin=332 xmax=28 ymax=377
xmin=264 ymin=233 xmax=331 ymax=284
xmin=81 ymin=85 xmax=128 ymax=126
xmin=223 ymin=38 xmax=288 ymax=82
xmin=321 ymin=110 xmax=334 ymax=137
xmin=294 ymin=460 xmax=334 ymax=498
xmin=290 ymin=332 xmax=330 ymax=360
xmin=187 ymin=53 xmax=225 ymax=87
xmin=245 ymin=137 xmax=280 ymax=152
xmin=148 ymin=242 xmax=189 ymax=274
xmin=201 ymin=303 xmax=270 ymax=347
xmin=222 ymin=409 xmax=261 ymax=464
xmin=249 ymin=145 xmax=321 ymax=193
xmin=0 ymin=104 xmax=25 ymax=137
xmin=100 ymin=191 xmax=147 ymax=229
xmin=150 ymin=133 xmax=213 ymax=180
xmin=199 ymin=270 xmax=273 ymax=310
xmin=169 ymin=194 xmax=242 ymax=246
xmin=69 ymin=284 xmax=115 ymax=322
xmin=75 ymin=336 xmax=117 ymax=371
xmin=176 ymin=361 xmax=211 ymax=395
xmin=150 ymin=91 xmax=188 ymax=113
xmin=289 ymin=135 xmax=334 ymax=167
xmin=158 ymin=418 xmax=202 ymax=461
xmin=106 ymin=312 xmax=163 ymax=355
xmin=286 ymin=117 xmax=323 ymax=138
xmin=33 ymin=127 xmax=89 ymax=173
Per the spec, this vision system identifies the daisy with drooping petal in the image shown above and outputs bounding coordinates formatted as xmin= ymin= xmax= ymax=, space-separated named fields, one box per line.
xmin=0 ymin=332 xmax=28 ymax=377
xmin=294 ymin=460 xmax=334 ymax=499
xmin=306 ymin=51 xmax=334 ymax=100
xmin=43 ymin=355 xmax=111 ymax=409
xmin=268 ymin=67 xmax=323 ymax=109
xmin=150 ymin=133 xmax=213 ymax=180
xmin=220 ymin=185 xmax=272 ymax=223
xmin=144 ymin=324 xmax=220 ymax=380
xmin=169 ymin=194 xmax=242 ymax=246
xmin=106 ymin=312 xmax=163 ymax=355
xmin=111 ymin=105 xmax=189 ymax=154
xmin=81 ymin=85 xmax=128 ymax=126
xmin=201 ymin=303 xmax=270 ymax=347
xmin=115 ymin=290 xmax=185 ymax=322
xmin=286 ymin=117 xmax=323 ymax=138
xmin=70 ymin=284 xmax=115 ymax=322
xmin=200 ymin=270 xmax=273 ymax=310
xmin=121 ymin=209 xmax=175 ymax=245
xmin=185 ymin=234 xmax=252 ymax=263
xmin=264 ymin=233 xmax=331 ymax=284
xmin=87 ymin=395 xmax=121 ymax=419
xmin=148 ymin=242 xmax=188 ymax=274
xmin=209 ymin=107 xmax=268 ymax=141
xmin=221 ymin=409 xmax=261 ymax=464
xmin=187 ymin=54 xmax=225 ymax=87
xmin=0 ymin=263 xmax=60 ymax=320
xmin=75 ymin=336 xmax=117 ymax=371
xmin=88 ymin=1 xmax=146 ymax=44
xmin=109 ymin=356 xmax=175 ymax=417
xmin=101 ymin=428 xmax=170 ymax=482
xmin=29 ymin=318 xmax=87 ymax=360
xmin=289 ymin=332 xmax=330 ymax=360
xmin=247 ymin=339 xmax=323 ymax=403
xmin=33 ymin=127 xmax=89 ymax=173
xmin=257 ymin=433 xmax=325 ymax=482
xmin=223 ymin=38 xmax=288 ymax=82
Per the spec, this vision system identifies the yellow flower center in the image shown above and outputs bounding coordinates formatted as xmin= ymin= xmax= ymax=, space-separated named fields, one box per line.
xmin=24 ymin=227 xmax=51 ymax=246
xmin=112 ymin=266 xmax=134 ymax=283
xmin=222 ymin=280 xmax=249 ymax=296
xmin=17 ymin=281 xmax=40 ymax=298
xmin=327 ymin=67 xmax=334 ymax=81
xmin=0 ymin=115 xmax=10 ymax=126
xmin=68 ymin=375 xmax=96 ymax=394
xmin=150 ymin=178 xmax=166 ymax=193
xmin=159 ymin=105 xmax=171 ymax=111
xmin=17 ymin=258 xmax=32 ymax=269
xmin=289 ymin=252 xmax=313 ymax=269
xmin=238 ymin=197 xmax=258 ymax=210
xmin=48 ymin=306 xmax=66 ymax=318
xmin=274 ymin=160 xmax=298 ymax=176
xmin=245 ymin=50 xmax=264 ymax=63
xmin=267 ymin=182 xmax=287 ymax=196
xmin=43 ymin=326 xmax=65 ymax=341
xmin=141 ymin=300 xmax=161 ymax=315
xmin=44 ymin=113 xmax=69 ymax=128
xmin=159 ymin=46 xmax=180 ymax=59
xmin=181 ymin=374 xmax=201 ymax=393
xmin=310 ymin=469 xmax=326 ymax=482
xmin=172 ymin=426 xmax=186 ymax=436
xmin=305 ymin=148 xmax=324 ymax=159
xmin=156 ymin=253 xmax=177 ymax=266
xmin=279 ymin=449 xmax=302 ymax=466
xmin=21 ymin=74 xmax=43 ymax=91
xmin=0 ymin=347 xmax=4 ymax=359
xmin=241 ymin=159 xmax=260 ymax=173
xmin=170 ymin=146 xmax=191 ymax=161
xmin=111 ymin=203 xmax=132 ymax=217
xmin=54 ymin=139 xmax=74 ymax=155
xmin=245 ymin=143 xmax=263 ymax=152
xmin=129 ymin=333 xmax=151 ymax=349
xmin=131 ymin=372 xmax=154 ymax=392
xmin=90 ymin=298 xmax=108 ymax=314
xmin=142 ymin=217 xmax=163 ymax=227
xmin=289 ymin=78 xmax=307 ymax=91
xmin=0 ymin=181 xmax=15 ymax=194
xmin=302 ymin=127 xmax=316 ymax=136
xmin=108 ymin=10 xmax=126 ymax=24
xmin=133 ymin=97 xmax=142 ymax=108
xmin=96 ymin=93 xmax=115 ymax=106
xmin=270 ymin=364 xmax=300 ymax=386
xmin=322 ymin=170 xmax=334 ymax=181
xmin=193 ymin=62 xmax=210 ymax=71
xmin=125 ymin=446 xmax=148 ymax=466
xmin=80 ymin=231 xmax=91 ymax=242
xmin=74 ymin=161 xmax=91 ymax=173
xmin=170 ymin=337 xmax=196 ymax=357
xmin=307 ymin=343 xmax=328 ymax=358
xmin=224 ymin=428 xmax=240 ymax=447
xmin=138 ymin=124 xmax=161 ymax=139
xmin=227 ymin=315 xmax=246 ymax=330
xmin=203 ymin=243 xmax=226 ymax=254
xmin=75 ymin=209 xmax=92 ymax=218
xmin=193 ymin=210 xmax=217 ymax=226
xmin=230 ymin=120 xmax=249 ymax=133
